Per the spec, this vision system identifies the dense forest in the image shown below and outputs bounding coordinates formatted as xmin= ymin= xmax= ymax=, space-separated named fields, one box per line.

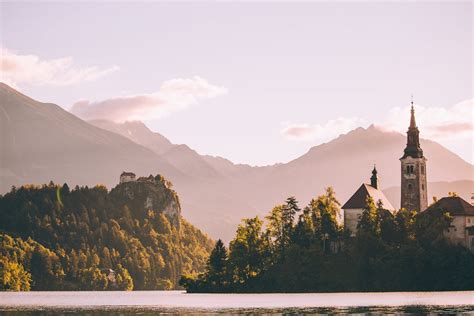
xmin=0 ymin=175 xmax=213 ymax=291
xmin=181 ymin=188 xmax=474 ymax=293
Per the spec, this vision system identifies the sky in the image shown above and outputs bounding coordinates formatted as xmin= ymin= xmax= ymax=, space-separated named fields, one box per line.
xmin=1 ymin=1 xmax=472 ymax=165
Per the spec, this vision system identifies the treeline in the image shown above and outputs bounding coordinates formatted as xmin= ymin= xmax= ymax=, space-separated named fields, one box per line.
xmin=0 ymin=176 xmax=213 ymax=291
xmin=181 ymin=188 xmax=474 ymax=293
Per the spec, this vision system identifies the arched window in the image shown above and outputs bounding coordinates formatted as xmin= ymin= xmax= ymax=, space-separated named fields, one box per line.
xmin=410 ymin=165 xmax=414 ymax=174
xmin=408 ymin=184 xmax=412 ymax=190
xmin=421 ymin=165 xmax=425 ymax=174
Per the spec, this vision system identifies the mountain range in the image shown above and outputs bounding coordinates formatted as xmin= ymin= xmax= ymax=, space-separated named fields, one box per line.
xmin=1 ymin=83 xmax=473 ymax=240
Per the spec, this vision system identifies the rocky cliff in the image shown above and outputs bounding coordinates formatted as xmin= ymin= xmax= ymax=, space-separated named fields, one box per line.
xmin=110 ymin=175 xmax=181 ymax=228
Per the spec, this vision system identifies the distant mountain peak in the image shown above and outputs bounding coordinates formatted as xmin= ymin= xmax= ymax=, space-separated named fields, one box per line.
xmin=0 ymin=82 xmax=37 ymax=104
xmin=367 ymin=123 xmax=377 ymax=130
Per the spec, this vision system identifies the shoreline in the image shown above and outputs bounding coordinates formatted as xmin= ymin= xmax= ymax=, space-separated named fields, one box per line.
xmin=1 ymin=291 xmax=473 ymax=309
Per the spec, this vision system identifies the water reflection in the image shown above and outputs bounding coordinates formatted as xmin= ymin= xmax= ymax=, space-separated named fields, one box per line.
xmin=1 ymin=305 xmax=473 ymax=315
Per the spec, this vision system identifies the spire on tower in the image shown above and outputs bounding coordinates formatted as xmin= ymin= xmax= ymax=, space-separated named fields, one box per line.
xmin=409 ymin=95 xmax=417 ymax=129
xmin=370 ymin=164 xmax=378 ymax=189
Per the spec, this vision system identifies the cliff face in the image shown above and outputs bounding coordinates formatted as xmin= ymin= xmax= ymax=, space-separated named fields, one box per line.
xmin=110 ymin=175 xmax=181 ymax=228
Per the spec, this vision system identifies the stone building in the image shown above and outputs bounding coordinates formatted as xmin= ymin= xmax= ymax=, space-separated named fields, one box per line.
xmin=425 ymin=196 xmax=474 ymax=251
xmin=400 ymin=102 xmax=428 ymax=212
xmin=119 ymin=171 xmax=136 ymax=184
xmin=342 ymin=166 xmax=395 ymax=236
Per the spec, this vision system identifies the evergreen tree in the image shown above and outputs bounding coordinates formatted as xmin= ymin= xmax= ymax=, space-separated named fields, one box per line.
xmin=280 ymin=197 xmax=300 ymax=257
xmin=206 ymin=239 xmax=228 ymax=290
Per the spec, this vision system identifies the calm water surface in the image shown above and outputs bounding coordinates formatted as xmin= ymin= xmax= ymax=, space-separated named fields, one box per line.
xmin=0 ymin=291 xmax=473 ymax=315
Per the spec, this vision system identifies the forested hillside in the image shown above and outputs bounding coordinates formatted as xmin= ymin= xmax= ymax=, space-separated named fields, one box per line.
xmin=0 ymin=175 xmax=213 ymax=291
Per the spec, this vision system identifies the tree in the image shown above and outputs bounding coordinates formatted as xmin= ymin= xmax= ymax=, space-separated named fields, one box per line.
xmin=280 ymin=197 xmax=301 ymax=258
xmin=357 ymin=196 xmax=378 ymax=236
xmin=377 ymin=208 xmax=398 ymax=245
xmin=115 ymin=264 xmax=133 ymax=291
xmin=292 ymin=212 xmax=314 ymax=248
xmin=0 ymin=258 xmax=31 ymax=291
xmin=414 ymin=206 xmax=452 ymax=248
xmin=229 ymin=217 xmax=266 ymax=284
xmin=265 ymin=205 xmax=285 ymax=261
xmin=394 ymin=208 xmax=416 ymax=243
xmin=79 ymin=267 xmax=108 ymax=290
xmin=316 ymin=188 xmax=340 ymax=239
xmin=206 ymin=239 xmax=228 ymax=290
xmin=354 ymin=196 xmax=383 ymax=290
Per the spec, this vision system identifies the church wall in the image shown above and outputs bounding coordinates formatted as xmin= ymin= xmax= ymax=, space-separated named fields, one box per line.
xmin=343 ymin=208 xmax=364 ymax=237
xmin=444 ymin=215 xmax=474 ymax=249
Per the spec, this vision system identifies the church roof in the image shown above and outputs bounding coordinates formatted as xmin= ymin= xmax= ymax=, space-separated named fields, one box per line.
xmin=401 ymin=104 xmax=424 ymax=159
xmin=425 ymin=196 xmax=474 ymax=216
xmin=342 ymin=183 xmax=395 ymax=211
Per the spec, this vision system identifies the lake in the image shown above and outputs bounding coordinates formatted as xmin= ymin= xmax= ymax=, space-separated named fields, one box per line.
xmin=0 ymin=291 xmax=473 ymax=315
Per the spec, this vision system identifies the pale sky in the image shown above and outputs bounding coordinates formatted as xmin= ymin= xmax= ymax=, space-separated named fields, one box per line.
xmin=1 ymin=1 xmax=472 ymax=165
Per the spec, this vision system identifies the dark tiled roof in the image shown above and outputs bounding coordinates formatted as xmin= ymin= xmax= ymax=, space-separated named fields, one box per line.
xmin=425 ymin=196 xmax=474 ymax=216
xmin=120 ymin=171 xmax=136 ymax=177
xmin=342 ymin=183 xmax=395 ymax=211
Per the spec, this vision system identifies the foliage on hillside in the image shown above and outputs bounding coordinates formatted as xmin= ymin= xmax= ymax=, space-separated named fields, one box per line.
xmin=181 ymin=188 xmax=474 ymax=292
xmin=0 ymin=176 xmax=213 ymax=291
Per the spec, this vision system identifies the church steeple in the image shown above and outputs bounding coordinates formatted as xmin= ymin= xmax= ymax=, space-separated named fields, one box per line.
xmin=409 ymin=102 xmax=417 ymax=129
xmin=400 ymin=97 xmax=428 ymax=212
xmin=402 ymin=99 xmax=423 ymax=159
xmin=370 ymin=165 xmax=378 ymax=189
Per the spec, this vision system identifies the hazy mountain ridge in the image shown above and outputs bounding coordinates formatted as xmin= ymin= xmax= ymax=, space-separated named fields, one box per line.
xmin=0 ymin=83 xmax=186 ymax=192
xmin=1 ymin=83 xmax=473 ymax=241
xmin=88 ymin=119 xmax=257 ymax=179
xmin=89 ymin=120 xmax=174 ymax=155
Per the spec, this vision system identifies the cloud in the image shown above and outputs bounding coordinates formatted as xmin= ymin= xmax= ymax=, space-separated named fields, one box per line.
xmin=70 ymin=76 xmax=228 ymax=122
xmin=0 ymin=48 xmax=119 ymax=87
xmin=281 ymin=117 xmax=366 ymax=142
xmin=432 ymin=122 xmax=474 ymax=134
xmin=379 ymin=99 xmax=474 ymax=139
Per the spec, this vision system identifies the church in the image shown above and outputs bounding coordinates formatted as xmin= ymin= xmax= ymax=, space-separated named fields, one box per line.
xmin=342 ymin=101 xmax=474 ymax=251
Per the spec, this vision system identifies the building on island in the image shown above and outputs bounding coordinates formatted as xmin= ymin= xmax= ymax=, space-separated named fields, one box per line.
xmin=342 ymin=165 xmax=395 ymax=236
xmin=425 ymin=196 xmax=474 ymax=251
xmin=342 ymin=99 xmax=473 ymax=251
xmin=400 ymin=100 xmax=428 ymax=212
xmin=120 ymin=171 xmax=136 ymax=183
xmin=343 ymin=99 xmax=428 ymax=236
